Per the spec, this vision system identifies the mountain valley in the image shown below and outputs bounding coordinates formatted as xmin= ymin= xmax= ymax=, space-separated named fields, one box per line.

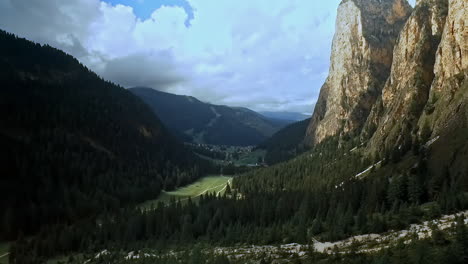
xmin=0 ymin=0 xmax=467 ymax=263
xmin=130 ymin=87 xmax=288 ymax=146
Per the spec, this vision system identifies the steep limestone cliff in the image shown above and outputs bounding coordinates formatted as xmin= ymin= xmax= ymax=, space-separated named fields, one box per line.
xmin=364 ymin=0 xmax=449 ymax=152
xmin=423 ymin=0 xmax=467 ymax=135
xmin=305 ymin=0 xmax=412 ymax=146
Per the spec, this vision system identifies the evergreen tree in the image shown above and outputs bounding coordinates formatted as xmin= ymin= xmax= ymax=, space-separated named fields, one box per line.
xmin=420 ymin=121 xmax=432 ymax=143
xmin=407 ymin=175 xmax=423 ymax=205
xmin=225 ymin=183 xmax=232 ymax=195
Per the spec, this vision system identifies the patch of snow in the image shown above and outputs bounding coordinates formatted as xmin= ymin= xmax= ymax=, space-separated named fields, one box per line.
xmin=95 ymin=250 xmax=109 ymax=259
xmin=425 ymin=136 xmax=440 ymax=147
xmin=355 ymin=161 xmax=382 ymax=179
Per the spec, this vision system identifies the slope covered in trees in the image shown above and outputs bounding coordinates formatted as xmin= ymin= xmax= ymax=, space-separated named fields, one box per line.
xmin=129 ymin=87 xmax=286 ymax=146
xmin=10 ymin=125 xmax=468 ymax=262
xmin=29 ymin=215 xmax=468 ymax=264
xmin=0 ymin=30 xmax=210 ymax=241
xmin=257 ymin=118 xmax=311 ymax=164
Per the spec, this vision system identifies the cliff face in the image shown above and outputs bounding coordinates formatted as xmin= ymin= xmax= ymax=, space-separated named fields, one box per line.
xmin=424 ymin=0 xmax=467 ymax=135
xmin=305 ymin=0 xmax=412 ymax=145
xmin=364 ymin=0 xmax=467 ymax=154
xmin=364 ymin=0 xmax=449 ymax=151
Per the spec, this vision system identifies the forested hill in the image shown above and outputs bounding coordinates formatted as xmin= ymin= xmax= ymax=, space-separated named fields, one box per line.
xmin=130 ymin=87 xmax=287 ymax=146
xmin=0 ymin=30 xmax=208 ymax=240
xmin=257 ymin=118 xmax=311 ymax=165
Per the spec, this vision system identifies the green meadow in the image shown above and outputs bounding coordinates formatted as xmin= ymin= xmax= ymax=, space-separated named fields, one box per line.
xmin=140 ymin=175 xmax=232 ymax=209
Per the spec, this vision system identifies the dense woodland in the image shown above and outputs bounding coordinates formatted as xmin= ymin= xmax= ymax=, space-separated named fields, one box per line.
xmin=22 ymin=217 xmax=468 ymax=264
xmin=8 ymin=130 xmax=468 ymax=263
xmin=0 ymin=30 xmax=214 ymax=241
xmin=257 ymin=118 xmax=311 ymax=165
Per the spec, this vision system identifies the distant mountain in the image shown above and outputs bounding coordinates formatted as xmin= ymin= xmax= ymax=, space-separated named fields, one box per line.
xmin=260 ymin=111 xmax=310 ymax=122
xmin=258 ymin=118 xmax=311 ymax=165
xmin=130 ymin=87 xmax=286 ymax=146
xmin=0 ymin=30 xmax=207 ymax=240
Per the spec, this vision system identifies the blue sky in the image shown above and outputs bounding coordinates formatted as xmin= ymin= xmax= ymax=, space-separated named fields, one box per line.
xmin=0 ymin=0 xmax=416 ymax=113
xmin=105 ymin=0 xmax=194 ymax=26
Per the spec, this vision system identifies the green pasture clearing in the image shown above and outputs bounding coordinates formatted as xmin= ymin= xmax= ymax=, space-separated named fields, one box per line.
xmin=140 ymin=175 xmax=232 ymax=209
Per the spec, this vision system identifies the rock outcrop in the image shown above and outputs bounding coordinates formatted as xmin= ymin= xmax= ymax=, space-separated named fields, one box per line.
xmin=305 ymin=0 xmax=412 ymax=146
xmin=364 ymin=0 xmax=449 ymax=152
xmin=423 ymin=0 xmax=467 ymax=135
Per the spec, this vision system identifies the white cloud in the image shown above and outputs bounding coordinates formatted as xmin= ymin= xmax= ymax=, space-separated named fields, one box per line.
xmin=0 ymin=0 xmax=343 ymax=113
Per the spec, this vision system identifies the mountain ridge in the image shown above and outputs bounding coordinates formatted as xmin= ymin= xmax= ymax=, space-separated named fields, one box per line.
xmin=130 ymin=87 xmax=287 ymax=146
xmin=260 ymin=111 xmax=311 ymax=122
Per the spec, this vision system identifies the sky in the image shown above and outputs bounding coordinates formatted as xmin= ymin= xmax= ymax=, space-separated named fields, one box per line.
xmin=0 ymin=0 xmax=416 ymax=113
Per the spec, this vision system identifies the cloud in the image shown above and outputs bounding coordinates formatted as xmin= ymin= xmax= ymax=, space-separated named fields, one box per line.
xmin=0 ymin=0 xmax=343 ymax=113
xmin=100 ymin=51 xmax=189 ymax=88
xmin=0 ymin=0 xmax=100 ymax=45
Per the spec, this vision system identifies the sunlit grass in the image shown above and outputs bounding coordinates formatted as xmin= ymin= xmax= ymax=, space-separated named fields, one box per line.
xmin=140 ymin=175 xmax=232 ymax=209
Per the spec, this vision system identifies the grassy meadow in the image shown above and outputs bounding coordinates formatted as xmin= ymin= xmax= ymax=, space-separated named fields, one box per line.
xmin=140 ymin=175 xmax=232 ymax=209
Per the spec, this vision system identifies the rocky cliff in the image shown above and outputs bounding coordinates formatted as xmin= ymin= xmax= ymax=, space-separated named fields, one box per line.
xmin=423 ymin=0 xmax=467 ymax=134
xmin=363 ymin=0 xmax=467 ymax=157
xmin=305 ymin=0 xmax=412 ymax=145
xmin=364 ymin=0 xmax=449 ymax=152
xmin=306 ymin=0 xmax=467 ymax=158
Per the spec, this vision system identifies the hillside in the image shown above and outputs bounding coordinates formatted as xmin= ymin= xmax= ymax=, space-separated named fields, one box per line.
xmin=257 ymin=118 xmax=311 ymax=164
xmin=130 ymin=87 xmax=285 ymax=146
xmin=0 ymin=30 xmax=208 ymax=241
